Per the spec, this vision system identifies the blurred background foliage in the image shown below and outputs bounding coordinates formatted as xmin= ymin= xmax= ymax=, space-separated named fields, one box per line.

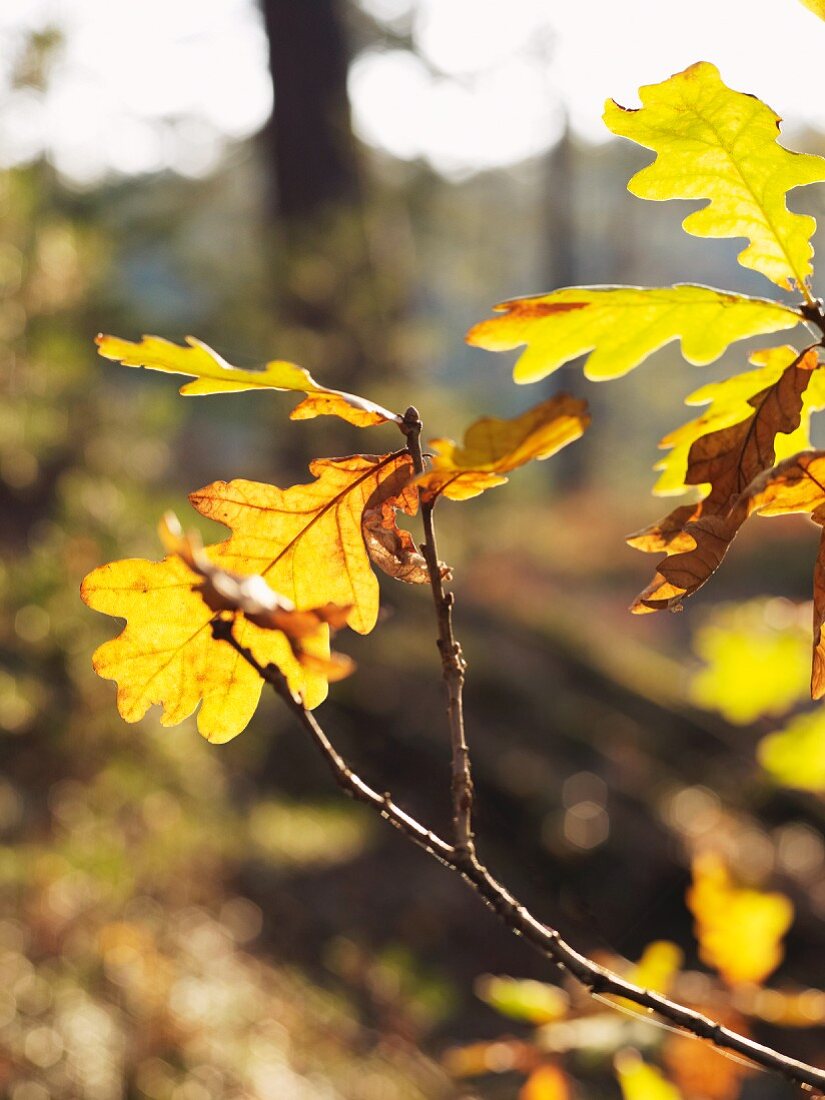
xmin=4 ymin=2 xmax=825 ymax=1097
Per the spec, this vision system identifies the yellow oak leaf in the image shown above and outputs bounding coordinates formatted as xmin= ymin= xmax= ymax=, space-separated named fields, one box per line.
xmin=95 ymin=333 xmax=400 ymax=426
xmin=799 ymin=0 xmax=825 ymax=15
xmin=604 ymin=62 xmax=825 ymax=292
xmin=466 ymin=286 xmax=799 ymax=384
xmin=158 ymin=512 xmax=354 ymax=682
xmin=189 ymin=452 xmax=417 ymax=635
xmin=417 ymin=394 xmax=590 ymax=501
xmin=81 ymin=554 xmax=330 ymax=744
xmin=687 ymin=853 xmax=793 ymax=987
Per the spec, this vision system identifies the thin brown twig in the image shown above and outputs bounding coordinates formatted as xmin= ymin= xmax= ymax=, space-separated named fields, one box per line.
xmin=401 ymin=405 xmax=474 ymax=856
xmin=211 ymin=616 xmax=825 ymax=1092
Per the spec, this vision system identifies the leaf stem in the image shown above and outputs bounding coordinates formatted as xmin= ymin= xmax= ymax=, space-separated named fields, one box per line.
xmin=401 ymin=406 xmax=474 ymax=857
xmin=212 ymin=616 xmax=825 ymax=1093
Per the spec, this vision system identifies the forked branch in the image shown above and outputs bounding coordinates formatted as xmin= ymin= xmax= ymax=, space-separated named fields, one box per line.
xmin=211 ymin=618 xmax=825 ymax=1093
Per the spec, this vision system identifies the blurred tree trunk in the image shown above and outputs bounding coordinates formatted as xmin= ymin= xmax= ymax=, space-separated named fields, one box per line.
xmin=258 ymin=0 xmax=402 ymax=401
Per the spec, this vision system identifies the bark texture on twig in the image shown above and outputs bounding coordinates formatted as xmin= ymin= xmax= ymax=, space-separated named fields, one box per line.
xmin=401 ymin=406 xmax=475 ymax=856
xmin=211 ymin=616 xmax=825 ymax=1093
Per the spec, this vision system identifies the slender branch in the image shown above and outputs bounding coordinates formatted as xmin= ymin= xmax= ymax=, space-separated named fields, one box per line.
xmin=213 ymin=617 xmax=825 ymax=1093
xmin=401 ymin=405 xmax=474 ymax=856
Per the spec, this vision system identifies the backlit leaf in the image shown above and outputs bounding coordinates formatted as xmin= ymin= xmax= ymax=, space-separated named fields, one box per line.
xmin=758 ymin=710 xmax=825 ymax=791
xmin=690 ymin=601 xmax=810 ymax=724
xmin=418 ymin=394 xmax=590 ymax=501
xmin=653 ymin=346 xmax=822 ymax=497
xmin=614 ymin=1051 xmax=682 ymax=1100
xmin=687 ymin=852 xmax=793 ymax=986
xmin=629 ymin=348 xmax=816 ymax=612
xmin=476 ymin=975 xmax=569 ymax=1025
xmin=158 ymin=512 xmax=355 ymax=682
xmin=466 ymin=285 xmax=799 ymax=384
xmin=604 ymin=62 xmax=825 ymax=291
xmin=189 ymin=452 xmax=417 ymax=635
xmin=96 ymin=333 xmax=400 ymax=426
xmin=81 ymin=552 xmax=331 ymax=745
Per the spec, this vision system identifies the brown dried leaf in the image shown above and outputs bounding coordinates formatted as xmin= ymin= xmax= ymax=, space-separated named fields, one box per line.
xmin=630 ymin=349 xmax=817 ymax=613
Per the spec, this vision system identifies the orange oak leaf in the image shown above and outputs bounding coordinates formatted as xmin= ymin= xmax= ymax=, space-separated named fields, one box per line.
xmin=629 ymin=348 xmax=818 ymax=612
xmin=96 ymin=333 xmax=400 ymax=427
xmin=687 ymin=852 xmax=793 ymax=987
xmin=189 ymin=452 xmax=417 ymax=635
xmin=80 ymin=552 xmax=332 ymax=745
xmin=417 ymin=394 xmax=590 ymax=502
xmin=158 ymin=512 xmax=354 ymax=682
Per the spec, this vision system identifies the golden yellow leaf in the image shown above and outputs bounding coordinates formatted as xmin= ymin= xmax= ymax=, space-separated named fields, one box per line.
xmin=417 ymin=394 xmax=590 ymax=501
xmin=614 ymin=1051 xmax=682 ymax=1100
xmin=190 ymin=452 xmax=417 ymax=635
xmin=466 ymin=285 xmax=799 ymax=384
xmin=759 ymin=710 xmax=825 ymax=791
xmin=798 ymin=0 xmax=825 ymax=19
xmin=629 ymin=348 xmax=816 ymax=612
xmin=604 ymin=62 xmax=825 ymax=292
xmin=687 ymin=853 xmax=793 ymax=987
xmin=96 ymin=333 xmax=400 ymax=426
xmin=519 ymin=1064 xmax=570 ymax=1100
xmin=158 ymin=512 xmax=354 ymax=682
xmin=81 ymin=554 xmax=330 ymax=744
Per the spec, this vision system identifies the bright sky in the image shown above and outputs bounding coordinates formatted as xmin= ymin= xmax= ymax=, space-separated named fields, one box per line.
xmin=1 ymin=0 xmax=824 ymax=182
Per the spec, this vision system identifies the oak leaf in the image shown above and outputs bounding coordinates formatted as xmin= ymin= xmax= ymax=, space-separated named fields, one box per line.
xmin=798 ymin=0 xmax=825 ymax=16
xmin=653 ymin=346 xmax=825 ymax=498
xmin=629 ymin=348 xmax=817 ymax=612
xmin=80 ymin=552 xmax=332 ymax=745
xmin=417 ymin=394 xmax=590 ymax=502
xmin=604 ymin=62 xmax=825 ymax=291
xmin=189 ymin=452 xmax=417 ymax=635
xmin=745 ymin=450 xmax=825 ymax=696
xmin=466 ymin=285 xmax=799 ymax=384
xmin=158 ymin=512 xmax=354 ymax=682
xmin=96 ymin=333 xmax=400 ymax=427
xmin=687 ymin=852 xmax=793 ymax=987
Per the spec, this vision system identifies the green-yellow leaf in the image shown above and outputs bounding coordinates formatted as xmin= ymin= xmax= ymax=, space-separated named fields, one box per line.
xmin=759 ymin=710 xmax=825 ymax=791
xmin=604 ymin=62 xmax=825 ymax=292
xmin=466 ymin=286 xmax=799 ymax=384
xmin=96 ymin=333 xmax=400 ymax=426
